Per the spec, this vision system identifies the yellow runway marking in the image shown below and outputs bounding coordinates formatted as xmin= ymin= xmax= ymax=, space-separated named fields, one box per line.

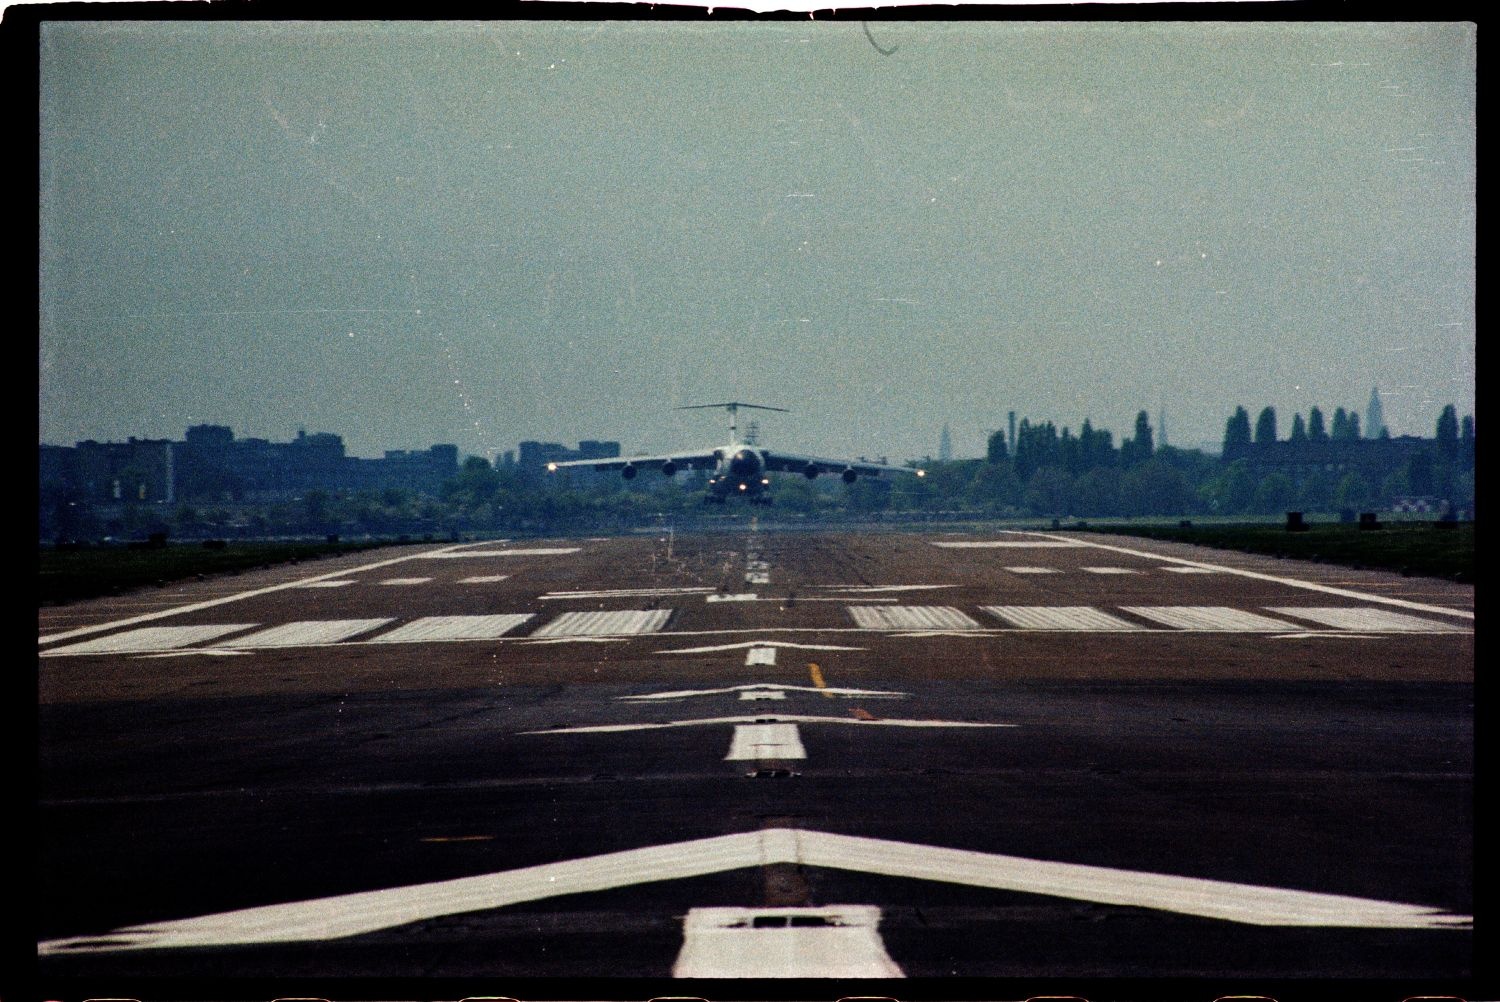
xmin=808 ymin=662 xmax=834 ymax=697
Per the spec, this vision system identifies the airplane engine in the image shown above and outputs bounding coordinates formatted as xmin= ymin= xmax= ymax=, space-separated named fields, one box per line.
xmin=842 ymin=467 xmax=858 ymax=484
xmin=621 ymin=463 xmax=638 ymax=480
xmin=803 ymin=463 xmax=819 ymax=479
xmin=661 ymin=461 xmax=677 ymax=477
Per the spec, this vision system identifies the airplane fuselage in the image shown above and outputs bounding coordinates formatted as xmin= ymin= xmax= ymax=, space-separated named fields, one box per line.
xmin=706 ymin=446 xmax=772 ymax=503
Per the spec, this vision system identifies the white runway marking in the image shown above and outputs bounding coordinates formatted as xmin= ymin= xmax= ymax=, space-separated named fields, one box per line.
xmin=214 ymin=619 xmax=395 ymax=649
xmin=933 ymin=540 xmax=1084 ymax=548
xmin=726 ymin=723 xmax=806 ymax=760
xmin=41 ymin=624 xmax=258 ymax=657
xmin=1035 ymin=532 xmax=1474 ymax=621
xmin=378 ymin=577 xmax=432 ymax=586
xmin=293 ymin=580 xmax=354 ymax=588
xmin=1267 ymin=607 xmax=1471 ymax=633
xmin=741 ymin=691 xmax=785 ymax=701
xmin=366 ymin=615 xmax=534 ymax=643
xmin=745 ymin=572 xmax=771 ymax=584
xmin=661 ymin=641 xmax=866 ymax=654
xmin=424 ymin=547 xmax=580 ymax=557
xmin=1162 ymin=566 xmax=1219 ymax=574
xmin=541 ymin=587 xmax=712 ymax=600
xmin=1082 ymin=566 xmax=1141 ymax=575
xmin=707 ymin=593 xmax=759 ymax=603
xmin=39 ymin=828 xmax=1469 ymax=954
xmin=525 ymin=714 xmax=1009 ymax=734
xmin=847 ymin=606 xmax=982 ymax=631
xmin=673 ymin=905 xmax=903 ymax=978
xmin=530 ymin=609 xmax=673 ymax=638
xmin=812 ymin=584 xmax=955 ymax=593
xmin=1122 ymin=606 xmax=1303 ymax=632
xmin=621 ymin=684 xmax=908 ymax=701
xmin=746 ymin=647 xmax=778 ymax=666
xmin=37 ymin=541 xmax=484 ymax=646
xmin=459 ymin=575 xmax=510 ymax=584
xmin=982 ymin=606 xmax=1144 ymax=631
xmin=1004 ymin=566 xmax=1059 ymax=574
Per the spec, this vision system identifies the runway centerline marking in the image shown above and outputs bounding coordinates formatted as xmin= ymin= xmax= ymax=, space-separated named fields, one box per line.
xmin=673 ymin=905 xmax=903 ymax=978
xmin=726 ymin=723 xmax=806 ymax=760
xmin=37 ymin=828 xmax=1469 ymax=954
xmin=747 ymin=647 xmax=777 ymax=666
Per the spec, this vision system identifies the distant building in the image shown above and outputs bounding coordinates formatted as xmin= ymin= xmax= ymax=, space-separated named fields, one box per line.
xmin=1365 ymin=388 xmax=1387 ymax=439
xmin=939 ymin=424 xmax=952 ymax=462
xmin=42 ymin=425 xmax=461 ymax=506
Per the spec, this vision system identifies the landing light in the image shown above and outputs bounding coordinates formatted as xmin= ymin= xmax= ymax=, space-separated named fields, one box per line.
xmin=739 ymin=483 xmax=747 ymax=491
xmin=546 ymin=462 xmax=558 ymax=472
xmin=916 ymin=469 xmax=926 ymax=477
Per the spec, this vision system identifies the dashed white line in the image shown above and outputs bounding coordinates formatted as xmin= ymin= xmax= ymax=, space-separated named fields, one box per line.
xmin=378 ymin=577 xmax=432 ymax=586
xmin=1082 ymin=566 xmax=1141 ymax=575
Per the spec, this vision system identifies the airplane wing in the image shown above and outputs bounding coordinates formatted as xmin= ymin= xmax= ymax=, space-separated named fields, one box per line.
xmin=760 ymin=450 xmax=926 ymax=479
xmin=546 ymin=449 xmax=724 ymax=474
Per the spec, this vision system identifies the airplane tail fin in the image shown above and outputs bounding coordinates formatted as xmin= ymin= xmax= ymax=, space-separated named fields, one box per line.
xmin=677 ymin=402 xmax=789 ymax=445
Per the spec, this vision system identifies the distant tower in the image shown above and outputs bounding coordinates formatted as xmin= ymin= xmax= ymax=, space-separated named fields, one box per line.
xmin=1366 ymin=387 xmax=1386 ymax=438
xmin=1158 ymin=407 xmax=1168 ymax=448
xmin=939 ymin=423 xmax=952 ymax=462
xmin=1008 ymin=411 xmax=1017 ymax=455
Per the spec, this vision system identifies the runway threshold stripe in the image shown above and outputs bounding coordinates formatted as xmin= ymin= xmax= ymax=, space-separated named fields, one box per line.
xmin=217 ymin=619 xmax=395 ymax=648
xmin=982 ymin=606 xmax=1144 ymax=631
xmin=746 ymin=647 xmax=778 ymax=666
xmin=1122 ymin=606 xmax=1302 ymax=632
xmin=366 ymin=615 xmax=534 ymax=643
xmin=39 ymin=828 xmax=1468 ymax=954
xmin=41 ymin=623 xmax=258 ymax=656
xmin=1266 ymin=607 xmax=1471 ymax=633
xmin=530 ymin=609 xmax=673 ymax=638
xmin=847 ymin=606 xmax=982 ymax=630
xmin=673 ymin=905 xmax=903 ymax=977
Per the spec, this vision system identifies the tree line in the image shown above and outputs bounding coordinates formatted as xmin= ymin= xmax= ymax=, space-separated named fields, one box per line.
xmin=43 ymin=404 xmax=1475 ymax=542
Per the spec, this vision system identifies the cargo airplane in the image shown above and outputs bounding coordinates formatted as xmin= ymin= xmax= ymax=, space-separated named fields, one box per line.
xmin=546 ymin=402 xmax=925 ymax=505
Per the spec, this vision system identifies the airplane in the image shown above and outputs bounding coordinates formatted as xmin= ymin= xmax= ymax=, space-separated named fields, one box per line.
xmin=545 ymin=402 xmax=926 ymax=505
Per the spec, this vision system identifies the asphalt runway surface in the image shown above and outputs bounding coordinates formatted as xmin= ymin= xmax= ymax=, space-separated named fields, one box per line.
xmin=34 ymin=526 xmax=1476 ymax=1001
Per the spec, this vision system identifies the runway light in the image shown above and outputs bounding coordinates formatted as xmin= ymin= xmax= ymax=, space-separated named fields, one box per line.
xmin=546 ymin=462 xmax=558 ymax=472
xmin=739 ymin=483 xmax=747 ymax=491
xmin=916 ymin=469 xmax=926 ymax=477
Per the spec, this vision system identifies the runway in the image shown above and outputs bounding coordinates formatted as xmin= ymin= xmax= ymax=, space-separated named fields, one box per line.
xmin=35 ymin=527 xmax=1474 ymax=996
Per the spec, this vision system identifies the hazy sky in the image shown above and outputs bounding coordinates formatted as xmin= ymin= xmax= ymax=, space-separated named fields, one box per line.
xmin=39 ymin=19 xmax=1475 ymax=462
